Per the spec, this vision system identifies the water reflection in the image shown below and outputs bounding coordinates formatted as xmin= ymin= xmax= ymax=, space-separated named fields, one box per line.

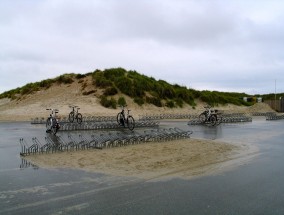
xmin=202 ymin=124 xmax=223 ymax=140
xmin=20 ymin=158 xmax=39 ymax=170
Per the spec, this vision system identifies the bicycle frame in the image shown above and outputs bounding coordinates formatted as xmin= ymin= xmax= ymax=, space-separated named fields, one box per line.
xmin=69 ymin=106 xmax=78 ymax=115
xmin=119 ymin=106 xmax=126 ymax=122
xmin=203 ymin=106 xmax=213 ymax=121
xmin=117 ymin=105 xmax=135 ymax=130
xmin=47 ymin=108 xmax=59 ymax=119
xmin=68 ymin=105 xmax=82 ymax=124
xmin=199 ymin=105 xmax=218 ymax=126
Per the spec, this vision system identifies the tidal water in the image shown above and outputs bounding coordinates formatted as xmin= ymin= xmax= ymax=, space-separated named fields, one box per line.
xmin=1 ymin=118 xmax=284 ymax=215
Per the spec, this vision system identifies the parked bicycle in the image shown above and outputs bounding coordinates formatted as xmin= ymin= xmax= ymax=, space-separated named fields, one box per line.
xmin=199 ymin=105 xmax=220 ymax=126
xmin=117 ymin=105 xmax=135 ymax=130
xmin=68 ymin=105 xmax=82 ymax=124
xmin=46 ymin=108 xmax=60 ymax=135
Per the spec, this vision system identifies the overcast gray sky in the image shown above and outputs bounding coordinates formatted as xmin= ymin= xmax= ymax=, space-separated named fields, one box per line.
xmin=1 ymin=0 xmax=284 ymax=95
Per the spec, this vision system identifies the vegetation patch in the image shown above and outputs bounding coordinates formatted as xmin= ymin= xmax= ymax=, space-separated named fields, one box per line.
xmin=103 ymin=86 xmax=118 ymax=96
xmin=118 ymin=96 xmax=127 ymax=107
xmin=100 ymin=96 xmax=117 ymax=109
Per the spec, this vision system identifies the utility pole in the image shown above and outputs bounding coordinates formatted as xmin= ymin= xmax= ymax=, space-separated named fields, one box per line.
xmin=275 ymin=79 xmax=277 ymax=111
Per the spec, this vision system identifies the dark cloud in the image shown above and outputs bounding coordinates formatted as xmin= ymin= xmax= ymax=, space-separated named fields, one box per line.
xmin=0 ymin=0 xmax=284 ymax=94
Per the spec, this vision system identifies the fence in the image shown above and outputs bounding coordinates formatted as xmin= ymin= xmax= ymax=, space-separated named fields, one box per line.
xmin=265 ymin=99 xmax=284 ymax=112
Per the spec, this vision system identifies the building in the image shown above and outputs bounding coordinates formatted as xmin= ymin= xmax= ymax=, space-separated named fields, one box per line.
xmin=264 ymin=97 xmax=284 ymax=112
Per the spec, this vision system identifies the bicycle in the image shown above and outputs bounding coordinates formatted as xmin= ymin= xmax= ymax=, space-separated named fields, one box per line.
xmin=46 ymin=109 xmax=60 ymax=135
xmin=117 ymin=105 xmax=135 ymax=130
xmin=199 ymin=105 xmax=218 ymax=126
xmin=68 ymin=105 xmax=83 ymax=124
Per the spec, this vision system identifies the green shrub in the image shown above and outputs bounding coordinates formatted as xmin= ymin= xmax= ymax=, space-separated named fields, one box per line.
xmin=132 ymin=80 xmax=146 ymax=97
xmin=39 ymin=79 xmax=54 ymax=88
xmin=156 ymin=80 xmax=176 ymax=99
xmin=92 ymin=72 xmax=113 ymax=88
xmin=56 ymin=74 xmax=74 ymax=84
xmin=76 ymin=74 xmax=85 ymax=79
xmin=118 ymin=96 xmax=127 ymax=106
xmin=0 ymin=87 xmax=21 ymax=99
xmin=115 ymin=77 xmax=133 ymax=96
xmin=175 ymin=87 xmax=194 ymax=105
xmin=100 ymin=96 xmax=107 ymax=106
xmin=10 ymin=94 xmax=18 ymax=100
xmin=103 ymin=86 xmax=118 ymax=96
xmin=133 ymin=97 xmax=144 ymax=106
xmin=174 ymin=98 xmax=183 ymax=108
xmin=146 ymin=96 xmax=162 ymax=107
xmin=110 ymin=97 xmax=117 ymax=109
xmin=200 ymin=91 xmax=214 ymax=106
xmin=100 ymin=96 xmax=117 ymax=109
xmin=103 ymin=68 xmax=126 ymax=81
xmin=166 ymin=100 xmax=175 ymax=108
xmin=21 ymin=83 xmax=40 ymax=95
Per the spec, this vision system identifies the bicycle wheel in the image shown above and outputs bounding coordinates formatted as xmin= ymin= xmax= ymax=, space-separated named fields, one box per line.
xmin=216 ymin=115 xmax=222 ymax=125
xmin=69 ymin=112 xmax=75 ymax=123
xmin=117 ymin=112 xmax=124 ymax=126
xmin=199 ymin=113 xmax=206 ymax=123
xmin=209 ymin=115 xmax=217 ymax=126
xmin=51 ymin=118 xmax=58 ymax=135
xmin=127 ymin=116 xmax=135 ymax=130
xmin=51 ymin=126 xmax=57 ymax=135
xmin=46 ymin=117 xmax=52 ymax=132
xmin=76 ymin=113 xmax=82 ymax=124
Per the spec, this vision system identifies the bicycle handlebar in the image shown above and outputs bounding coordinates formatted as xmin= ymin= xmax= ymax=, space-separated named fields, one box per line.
xmin=69 ymin=105 xmax=79 ymax=110
xmin=46 ymin=108 xmax=59 ymax=112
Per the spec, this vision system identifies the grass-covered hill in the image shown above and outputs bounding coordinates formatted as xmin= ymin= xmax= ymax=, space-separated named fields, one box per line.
xmin=0 ymin=67 xmax=255 ymax=109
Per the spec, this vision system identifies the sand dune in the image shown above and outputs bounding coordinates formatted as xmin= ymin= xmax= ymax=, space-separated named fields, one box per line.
xmin=0 ymin=85 xmax=275 ymax=122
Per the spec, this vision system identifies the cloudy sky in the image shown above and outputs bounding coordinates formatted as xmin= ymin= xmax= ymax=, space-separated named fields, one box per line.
xmin=1 ymin=0 xmax=284 ymax=95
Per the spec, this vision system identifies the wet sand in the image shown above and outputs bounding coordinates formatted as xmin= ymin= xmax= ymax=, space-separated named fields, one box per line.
xmin=25 ymin=138 xmax=258 ymax=180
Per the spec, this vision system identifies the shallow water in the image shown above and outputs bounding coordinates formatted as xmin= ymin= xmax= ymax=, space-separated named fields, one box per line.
xmin=1 ymin=118 xmax=284 ymax=214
